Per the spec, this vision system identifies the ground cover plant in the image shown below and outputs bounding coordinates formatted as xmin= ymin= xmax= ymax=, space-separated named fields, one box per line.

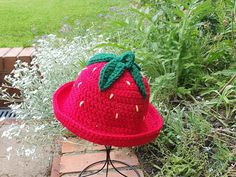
xmin=0 ymin=0 xmax=128 ymax=47
xmin=0 ymin=33 xmax=107 ymax=156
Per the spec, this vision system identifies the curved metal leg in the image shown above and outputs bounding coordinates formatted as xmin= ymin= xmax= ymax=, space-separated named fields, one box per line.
xmin=109 ymin=160 xmax=141 ymax=177
xmin=78 ymin=146 xmax=141 ymax=177
xmin=78 ymin=160 xmax=108 ymax=177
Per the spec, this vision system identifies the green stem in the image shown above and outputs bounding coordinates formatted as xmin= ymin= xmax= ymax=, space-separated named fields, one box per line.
xmin=233 ymin=0 xmax=236 ymax=60
xmin=215 ymin=72 xmax=236 ymax=98
xmin=176 ymin=3 xmax=193 ymax=87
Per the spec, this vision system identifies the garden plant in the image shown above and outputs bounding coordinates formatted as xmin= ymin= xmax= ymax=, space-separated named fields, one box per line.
xmin=0 ymin=0 xmax=235 ymax=176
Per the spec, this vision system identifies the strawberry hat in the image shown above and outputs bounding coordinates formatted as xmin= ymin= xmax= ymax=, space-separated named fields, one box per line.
xmin=52 ymin=51 xmax=163 ymax=147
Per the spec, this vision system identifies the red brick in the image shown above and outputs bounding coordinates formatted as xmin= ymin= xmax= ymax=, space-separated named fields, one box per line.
xmin=61 ymin=138 xmax=106 ymax=154
xmin=59 ymin=148 xmax=139 ymax=174
xmin=3 ymin=48 xmax=23 ymax=57
xmin=50 ymin=155 xmax=61 ymax=177
xmin=0 ymin=48 xmax=11 ymax=57
xmin=0 ymin=72 xmax=4 ymax=84
xmin=0 ymin=48 xmax=11 ymax=71
xmin=18 ymin=47 xmax=35 ymax=63
xmin=0 ymin=119 xmax=19 ymax=126
xmin=62 ymin=169 xmax=144 ymax=177
xmin=3 ymin=48 xmax=23 ymax=73
xmin=0 ymin=100 xmax=5 ymax=107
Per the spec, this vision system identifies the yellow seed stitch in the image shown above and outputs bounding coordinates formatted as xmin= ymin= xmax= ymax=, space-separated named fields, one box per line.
xmin=136 ymin=105 xmax=139 ymax=112
xmin=109 ymin=93 xmax=114 ymax=99
xmin=79 ymin=101 xmax=84 ymax=107
xmin=115 ymin=113 xmax=119 ymax=119
xmin=143 ymin=116 xmax=146 ymax=120
xmin=126 ymin=81 xmax=131 ymax=86
xmin=92 ymin=67 xmax=97 ymax=72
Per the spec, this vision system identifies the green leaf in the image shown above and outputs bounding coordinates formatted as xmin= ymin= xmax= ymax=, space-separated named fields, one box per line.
xmin=152 ymin=14 xmax=158 ymax=22
xmin=99 ymin=60 xmax=126 ymax=91
xmin=130 ymin=65 xmax=147 ymax=98
xmin=130 ymin=7 xmax=152 ymax=22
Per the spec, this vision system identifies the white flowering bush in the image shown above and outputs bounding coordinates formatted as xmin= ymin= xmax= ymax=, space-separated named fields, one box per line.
xmin=0 ymin=32 xmax=106 ymax=151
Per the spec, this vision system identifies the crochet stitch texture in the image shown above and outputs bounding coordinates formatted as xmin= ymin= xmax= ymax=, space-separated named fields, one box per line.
xmin=87 ymin=51 xmax=147 ymax=98
xmin=53 ymin=51 xmax=163 ymax=147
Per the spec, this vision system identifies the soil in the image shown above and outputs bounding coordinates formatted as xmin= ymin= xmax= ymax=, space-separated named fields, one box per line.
xmin=0 ymin=124 xmax=55 ymax=177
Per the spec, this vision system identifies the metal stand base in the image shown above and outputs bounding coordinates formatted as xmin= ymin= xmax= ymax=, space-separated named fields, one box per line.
xmin=78 ymin=146 xmax=141 ymax=177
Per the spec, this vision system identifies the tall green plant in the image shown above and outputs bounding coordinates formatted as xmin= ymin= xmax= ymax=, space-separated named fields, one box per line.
xmin=103 ymin=0 xmax=236 ymax=101
xmin=100 ymin=1 xmax=236 ymax=176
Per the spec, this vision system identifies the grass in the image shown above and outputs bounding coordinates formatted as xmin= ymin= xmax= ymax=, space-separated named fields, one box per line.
xmin=0 ymin=0 xmax=128 ymax=47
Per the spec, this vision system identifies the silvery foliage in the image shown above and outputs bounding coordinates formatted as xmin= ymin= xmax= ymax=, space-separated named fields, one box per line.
xmin=0 ymin=33 xmax=106 ymax=148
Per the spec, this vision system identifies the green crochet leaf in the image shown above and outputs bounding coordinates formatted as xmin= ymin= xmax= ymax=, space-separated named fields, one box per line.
xmin=86 ymin=52 xmax=147 ymax=98
xmin=99 ymin=60 xmax=126 ymax=90
xmin=130 ymin=65 xmax=147 ymax=98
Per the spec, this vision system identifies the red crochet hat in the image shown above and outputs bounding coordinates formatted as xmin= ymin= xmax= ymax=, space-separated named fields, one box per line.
xmin=52 ymin=52 xmax=163 ymax=147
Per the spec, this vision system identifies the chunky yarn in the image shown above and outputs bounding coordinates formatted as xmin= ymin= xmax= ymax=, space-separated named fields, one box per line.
xmin=87 ymin=51 xmax=147 ymax=98
xmin=52 ymin=51 xmax=163 ymax=147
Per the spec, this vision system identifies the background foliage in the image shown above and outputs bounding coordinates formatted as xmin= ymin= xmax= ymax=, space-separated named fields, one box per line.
xmin=100 ymin=0 xmax=236 ymax=176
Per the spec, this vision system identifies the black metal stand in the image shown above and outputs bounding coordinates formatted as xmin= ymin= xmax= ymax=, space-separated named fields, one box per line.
xmin=78 ymin=146 xmax=141 ymax=177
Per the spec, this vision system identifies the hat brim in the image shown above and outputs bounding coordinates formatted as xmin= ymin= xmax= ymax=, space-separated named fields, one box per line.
xmin=53 ymin=81 xmax=163 ymax=147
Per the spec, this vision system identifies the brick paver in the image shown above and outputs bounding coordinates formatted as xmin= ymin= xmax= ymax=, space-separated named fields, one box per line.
xmin=18 ymin=47 xmax=35 ymax=63
xmin=50 ymin=155 xmax=61 ymax=177
xmin=51 ymin=137 xmax=144 ymax=177
xmin=0 ymin=119 xmax=19 ymax=126
xmin=3 ymin=47 xmax=23 ymax=73
xmin=0 ymin=47 xmax=35 ymax=107
xmin=61 ymin=138 xmax=105 ymax=154
xmin=61 ymin=169 xmax=144 ymax=177
xmin=0 ymin=48 xmax=10 ymax=70
xmin=0 ymin=48 xmax=11 ymax=57
xmin=0 ymin=48 xmax=11 ymax=84
xmin=60 ymin=149 xmax=139 ymax=174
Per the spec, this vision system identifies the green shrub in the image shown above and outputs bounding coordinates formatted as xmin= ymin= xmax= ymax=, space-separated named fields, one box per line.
xmin=102 ymin=1 xmax=236 ymax=176
xmin=136 ymin=103 xmax=235 ymax=177
xmin=103 ymin=0 xmax=236 ymax=102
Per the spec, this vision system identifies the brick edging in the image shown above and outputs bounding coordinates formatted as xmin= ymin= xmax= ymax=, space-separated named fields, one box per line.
xmin=0 ymin=47 xmax=35 ymax=107
xmin=0 ymin=47 xmax=35 ymax=83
